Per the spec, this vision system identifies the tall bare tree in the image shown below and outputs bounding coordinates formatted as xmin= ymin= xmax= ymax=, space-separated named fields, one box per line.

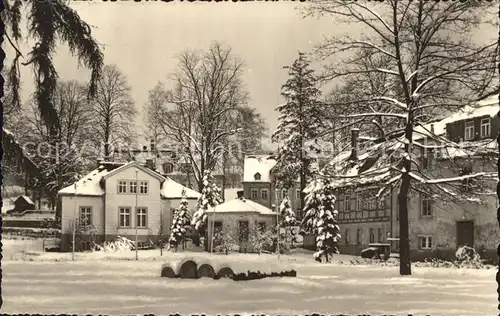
xmin=92 ymin=64 xmax=137 ymax=158
xmin=151 ymin=42 xmax=257 ymax=191
xmin=308 ymin=0 xmax=498 ymax=275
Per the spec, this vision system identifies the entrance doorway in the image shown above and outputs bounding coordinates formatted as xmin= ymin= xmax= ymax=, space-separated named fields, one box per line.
xmin=456 ymin=220 xmax=474 ymax=248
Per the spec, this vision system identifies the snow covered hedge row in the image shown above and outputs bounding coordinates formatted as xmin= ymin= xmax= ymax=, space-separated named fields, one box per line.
xmin=339 ymin=246 xmax=492 ymax=269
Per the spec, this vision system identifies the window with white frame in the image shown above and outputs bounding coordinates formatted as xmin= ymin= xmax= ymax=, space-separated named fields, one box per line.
xmin=464 ymin=120 xmax=474 ymax=140
xmin=251 ymin=188 xmax=258 ymax=200
xmin=344 ymin=228 xmax=349 ymax=244
xmin=129 ymin=181 xmax=137 ymax=194
xmin=356 ymin=229 xmax=362 ymax=244
xmin=282 ymin=189 xmax=288 ymax=198
xmin=139 ymin=181 xmax=148 ymax=194
xmin=79 ymin=207 xmax=92 ymax=226
xmin=136 ymin=207 xmax=147 ymax=228
xmin=296 ymin=189 xmax=301 ymax=199
xmin=421 ymin=197 xmax=432 ymax=217
xmin=261 ymin=188 xmax=268 ymax=200
xmin=480 ymin=118 xmax=491 ymax=138
xmin=254 ymin=172 xmax=261 ymax=181
xmin=119 ymin=207 xmax=131 ymax=227
xmin=419 ymin=236 xmax=433 ymax=249
xmin=118 ymin=180 xmax=127 ymax=194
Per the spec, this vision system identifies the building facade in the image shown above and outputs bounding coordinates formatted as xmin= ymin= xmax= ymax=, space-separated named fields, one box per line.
xmin=332 ymin=96 xmax=499 ymax=262
xmin=57 ymin=161 xmax=201 ymax=251
xmin=242 ymin=155 xmax=303 ymax=218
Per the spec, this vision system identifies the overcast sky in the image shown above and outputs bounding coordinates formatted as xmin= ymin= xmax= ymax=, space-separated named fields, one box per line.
xmin=8 ymin=2 xmax=496 ymax=150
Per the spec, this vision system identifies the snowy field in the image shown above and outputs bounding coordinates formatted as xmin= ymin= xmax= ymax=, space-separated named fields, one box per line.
xmin=2 ymin=239 xmax=497 ymax=315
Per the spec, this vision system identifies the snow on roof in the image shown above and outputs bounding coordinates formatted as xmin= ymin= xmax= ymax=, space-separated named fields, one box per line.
xmin=160 ymin=177 xmax=201 ymax=199
xmin=18 ymin=195 xmax=35 ymax=205
xmin=224 ymin=188 xmax=243 ymax=200
xmin=58 ymin=166 xmax=114 ymax=196
xmin=206 ymin=198 xmax=275 ymax=215
xmin=414 ymin=95 xmax=498 ymax=140
xmin=243 ymin=155 xmax=277 ymax=182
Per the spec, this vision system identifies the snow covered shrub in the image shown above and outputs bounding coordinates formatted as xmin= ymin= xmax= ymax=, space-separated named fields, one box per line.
xmin=455 ymin=245 xmax=480 ymax=263
xmin=248 ymin=226 xmax=275 ymax=254
xmin=168 ymin=189 xmax=191 ymax=251
xmin=301 ymin=179 xmax=341 ymax=263
xmin=191 ymin=170 xmax=223 ymax=236
xmin=94 ymin=236 xmax=136 ymax=252
xmin=213 ymin=230 xmax=237 ymax=254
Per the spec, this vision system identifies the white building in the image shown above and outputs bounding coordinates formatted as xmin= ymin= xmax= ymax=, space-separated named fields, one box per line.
xmin=57 ymin=161 xmax=201 ymax=251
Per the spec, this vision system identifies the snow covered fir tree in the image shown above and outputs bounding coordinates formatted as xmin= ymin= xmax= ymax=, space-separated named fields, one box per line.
xmin=301 ymin=179 xmax=341 ymax=263
xmin=191 ymin=170 xmax=223 ymax=239
xmin=272 ymin=52 xmax=325 ymax=211
xmin=279 ymin=194 xmax=297 ymax=227
xmin=168 ymin=189 xmax=191 ymax=252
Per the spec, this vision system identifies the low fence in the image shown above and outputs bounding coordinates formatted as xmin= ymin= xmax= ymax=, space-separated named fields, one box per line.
xmin=3 ymin=214 xmax=58 ymax=229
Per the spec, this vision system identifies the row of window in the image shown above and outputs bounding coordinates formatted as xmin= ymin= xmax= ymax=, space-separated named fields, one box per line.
xmin=464 ymin=117 xmax=490 ymax=141
xmin=79 ymin=206 xmax=148 ymax=228
xmin=344 ymin=228 xmax=433 ymax=250
xmin=337 ymin=193 xmax=433 ymax=220
xmin=118 ymin=180 xmax=149 ymax=194
xmin=250 ymin=188 xmax=301 ymax=200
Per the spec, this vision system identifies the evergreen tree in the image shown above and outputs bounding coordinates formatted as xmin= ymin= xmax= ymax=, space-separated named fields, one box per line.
xmin=279 ymin=194 xmax=297 ymax=227
xmin=302 ymin=179 xmax=341 ymax=263
xmin=191 ymin=170 xmax=223 ymax=236
xmin=279 ymin=194 xmax=298 ymax=246
xmin=168 ymin=189 xmax=191 ymax=251
xmin=272 ymin=52 xmax=324 ymax=211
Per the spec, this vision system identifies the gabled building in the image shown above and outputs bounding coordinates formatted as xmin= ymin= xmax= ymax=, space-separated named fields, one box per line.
xmin=2 ymin=128 xmax=42 ymax=205
xmin=57 ymin=160 xmax=201 ymax=251
xmin=327 ymin=96 xmax=499 ymax=262
xmin=242 ymin=155 xmax=303 ymax=218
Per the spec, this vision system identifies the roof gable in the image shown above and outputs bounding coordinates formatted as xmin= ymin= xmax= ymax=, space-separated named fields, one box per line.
xmin=102 ymin=161 xmax=166 ymax=182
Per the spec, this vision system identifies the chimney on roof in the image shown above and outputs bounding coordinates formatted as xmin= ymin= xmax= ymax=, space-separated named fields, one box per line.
xmin=430 ymin=124 xmax=435 ymax=134
xmin=145 ymin=158 xmax=155 ymax=169
xmin=350 ymin=128 xmax=360 ymax=161
xmin=96 ymin=157 xmax=103 ymax=167
xmin=237 ymin=190 xmax=244 ymax=199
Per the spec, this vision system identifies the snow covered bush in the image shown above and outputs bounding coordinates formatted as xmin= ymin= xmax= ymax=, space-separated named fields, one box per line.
xmin=455 ymin=245 xmax=481 ymax=263
xmin=301 ymin=179 xmax=341 ymax=263
xmin=213 ymin=230 xmax=237 ymax=255
xmin=191 ymin=169 xmax=223 ymax=236
xmin=168 ymin=189 xmax=191 ymax=251
xmin=248 ymin=226 xmax=275 ymax=254
xmin=94 ymin=236 xmax=136 ymax=252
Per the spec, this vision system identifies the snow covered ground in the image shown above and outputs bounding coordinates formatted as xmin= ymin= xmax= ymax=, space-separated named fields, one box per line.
xmin=2 ymin=239 xmax=497 ymax=315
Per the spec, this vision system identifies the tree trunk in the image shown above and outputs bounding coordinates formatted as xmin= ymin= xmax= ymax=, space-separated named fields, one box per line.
xmin=398 ymin=118 xmax=414 ymax=276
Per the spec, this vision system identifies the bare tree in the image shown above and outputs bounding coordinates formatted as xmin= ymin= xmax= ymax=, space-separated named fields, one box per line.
xmin=308 ymin=0 xmax=498 ymax=275
xmin=153 ymin=42 xmax=253 ymax=191
xmin=92 ymin=64 xmax=137 ymax=158
xmin=21 ymin=80 xmax=95 ymax=213
xmin=144 ymin=82 xmax=170 ymax=154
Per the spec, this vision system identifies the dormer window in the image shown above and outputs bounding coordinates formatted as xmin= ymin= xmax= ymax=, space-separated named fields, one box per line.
xmin=480 ymin=118 xmax=491 ymax=138
xmin=162 ymin=162 xmax=174 ymax=174
xmin=254 ymin=172 xmax=261 ymax=181
xmin=464 ymin=120 xmax=474 ymax=141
